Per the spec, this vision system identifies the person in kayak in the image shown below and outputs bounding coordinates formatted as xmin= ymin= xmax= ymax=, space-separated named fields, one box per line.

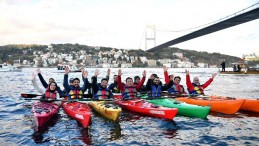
xmin=109 ymin=74 xmax=125 ymax=93
xmin=92 ymin=69 xmax=114 ymax=100
xmin=36 ymin=68 xmax=64 ymax=96
xmin=146 ymin=76 xmax=167 ymax=97
xmin=162 ymin=66 xmax=186 ymax=95
xmin=63 ymin=67 xmax=90 ymax=99
xmin=134 ymin=75 xmax=146 ymax=92
xmin=118 ymin=69 xmax=146 ymax=99
xmin=185 ymin=69 xmax=217 ymax=95
xmin=31 ymin=73 xmax=61 ymax=101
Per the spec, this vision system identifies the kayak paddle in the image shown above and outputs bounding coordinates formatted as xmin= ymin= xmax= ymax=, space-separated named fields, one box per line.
xmin=21 ymin=93 xmax=43 ymax=98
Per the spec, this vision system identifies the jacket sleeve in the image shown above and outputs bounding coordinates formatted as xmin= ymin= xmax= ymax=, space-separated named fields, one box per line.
xmin=63 ymin=74 xmax=70 ymax=92
xmin=32 ymin=78 xmax=45 ymax=94
xmin=186 ymin=74 xmax=194 ymax=91
xmin=118 ymin=75 xmax=124 ymax=92
xmin=136 ymin=76 xmax=146 ymax=91
xmin=91 ymin=76 xmax=98 ymax=94
xmin=164 ymin=71 xmax=170 ymax=85
xmin=145 ymin=79 xmax=152 ymax=91
xmin=38 ymin=73 xmax=48 ymax=88
xmin=202 ymin=78 xmax=213 ymax=89
xmin=109 ymin=91 xmax=114 ymax=99
xmin=82 ymin=78 xmax=90 ymax=93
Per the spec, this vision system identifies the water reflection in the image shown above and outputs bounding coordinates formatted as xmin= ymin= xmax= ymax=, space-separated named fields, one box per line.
xmin=31 ymin=115 xmax=60 ymax=143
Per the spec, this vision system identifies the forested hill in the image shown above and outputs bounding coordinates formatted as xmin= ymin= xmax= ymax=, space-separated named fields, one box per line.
xmin=0 ymin=44 xmax=245 ymax=67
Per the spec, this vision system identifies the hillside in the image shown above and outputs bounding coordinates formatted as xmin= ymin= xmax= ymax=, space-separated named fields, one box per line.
xmin=0 ymin=44 xmax=250 ymax=67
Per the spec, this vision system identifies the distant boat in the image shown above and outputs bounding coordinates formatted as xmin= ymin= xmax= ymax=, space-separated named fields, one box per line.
xmin=57 ymin=64 xmax=81 ymax=72
xmin=220 ymin=61 xmax=259 ymax=74
xmin=0 ymin=63 xmax=21 ymax=72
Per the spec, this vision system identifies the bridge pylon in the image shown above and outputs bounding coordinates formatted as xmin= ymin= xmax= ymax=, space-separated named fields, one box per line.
xmin=145 ymin=25 xmax=156 ymax=51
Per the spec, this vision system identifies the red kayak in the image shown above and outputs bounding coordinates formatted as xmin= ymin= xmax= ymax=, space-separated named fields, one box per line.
xmin=32 ymin=102 xmax=60 ymax=127
xmin=62 ymin=101 xmax=92 ymax=128
xmin=115 ymin=99 xmax=178 ymax=120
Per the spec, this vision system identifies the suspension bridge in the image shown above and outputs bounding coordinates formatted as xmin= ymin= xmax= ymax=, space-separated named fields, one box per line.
xmin=147 ymin=3 xmax=259 ymax=52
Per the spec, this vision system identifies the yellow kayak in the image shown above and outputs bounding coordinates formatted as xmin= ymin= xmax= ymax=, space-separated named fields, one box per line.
xmin=88 ymin=101 xmax=122 ymax=121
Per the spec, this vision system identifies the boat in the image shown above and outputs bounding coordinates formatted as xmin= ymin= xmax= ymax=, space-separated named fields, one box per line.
xmin=115 ymin=98 xmax=178 ymax=120
xmin=88 ymin=101 xmax=122 ymax=121
xmin=220 ymin=61 xmax=259 ymax=74
xmin=240 ymin=99 xmax=259 ymax=113
xmin=174 ymin=95 xmax=246 ymax=114
xmin=0 ymin=63 xmax=20 ymax=72
xmin=32 ymin=102 xmax=61 ymax=127
xmin=62 ymin=101 xmax=92 ymax=128
xmin=57 ymin=64 xmax=81 ymax=72
xmin=140 ymin=94 xmax=210 ymax=119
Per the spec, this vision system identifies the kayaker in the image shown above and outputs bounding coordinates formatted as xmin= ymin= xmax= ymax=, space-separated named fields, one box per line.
xmin=31 ymin=73 xmax=61 ymax=101
xmin=63 ymin=67 xmax=90 ymax=99
xmin=167 ymin=76 xmax=186 ymax=95
xmin=92 ymin=69 xmax=114 ymax=99
xmin=146 ymin=76 xmax=167 ymax=97
xmin=163 ymin=66 xmax=186 ymax=95
xmin=134 ymin=75 xmax=146 ymax=92
xmin=185 ymin=69 xmax=217 ymax=95
xmin=109 ymin=74 xmax=125 ymax=93
xmin=145 ymin=73 xmax=158 ymax=89
xmin=118 ymin=69 xmax=146 ymax=99
xmin=36 ymin=68 xmax=64 ymax=96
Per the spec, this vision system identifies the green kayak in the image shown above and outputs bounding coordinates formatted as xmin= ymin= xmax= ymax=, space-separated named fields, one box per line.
xmin=141 ymin=94 xmax=210 ymax=119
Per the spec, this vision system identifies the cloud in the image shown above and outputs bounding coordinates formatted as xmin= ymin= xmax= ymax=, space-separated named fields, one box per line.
xmin=0 ymin=0 xmax=258 ymax=57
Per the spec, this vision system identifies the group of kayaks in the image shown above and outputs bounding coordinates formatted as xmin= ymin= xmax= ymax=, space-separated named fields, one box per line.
xmin=30 ymin=94 xmax=259 ymax=128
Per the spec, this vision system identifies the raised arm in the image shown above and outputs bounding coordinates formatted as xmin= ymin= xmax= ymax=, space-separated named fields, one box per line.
xmin=106 ymin=69 xmax=110 ymax=81
xmin=185 ymin=69 xmax=193 ymax=90
xmin=136 ymin=70 xmax=146 ymax=90
xmin=82 ymin=70 xmax=90 ymax=92
xmin=37 ymin=69 xmax=48 ymax=88
xmin=63 ymin=67 xmax=70 ymax=91
xmin=202 ymin=73 xmax=217 ymax=89
xmin=117 ymin=69 xmax=124 ymax=91
xmin=32 ymin=73 xmax=45 ymax=94
xmin=163 ymin=66 xmax=170 ymax=85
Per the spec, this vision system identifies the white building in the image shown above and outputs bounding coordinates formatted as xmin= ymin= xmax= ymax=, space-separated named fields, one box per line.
xmin=148 ymin=59 xmax=157 ymax=67
xmin=121 ymin=63 xmax=132 ymax=68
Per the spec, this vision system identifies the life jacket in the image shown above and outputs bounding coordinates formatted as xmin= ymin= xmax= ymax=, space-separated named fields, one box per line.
xmin=150 ymin=85 xmax=162 ymax=97
xmin=122 ymin=86 xmax=138 ymax=99
xmin=94 ymin=85 xmax=110 ymax=99
xmin=44 ymin=90 xmax=57 ymax=99
xmin=69 ymin=89 xmax=83 ymax=99
xmin=189 ymin=83 xmax=204 ymax=95
xmin=168 ymin=84 xmax=185 ymax=94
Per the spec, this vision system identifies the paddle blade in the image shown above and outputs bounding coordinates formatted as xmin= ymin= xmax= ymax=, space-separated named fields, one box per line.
xmin=21 ymin=93 xmax=42 ymax=98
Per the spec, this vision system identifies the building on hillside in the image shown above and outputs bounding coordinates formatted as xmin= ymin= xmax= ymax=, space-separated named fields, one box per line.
xmin=121 ymin=63 xmax=132 ymax=68
xmin=163 ymin=63 xmax=171 ymax=68
xmin=148 ymin=59 xmax=157 ymax=67
xmin=173 ymin=52 xmax=184 ymax=59
xmin=197 ymin=62 xmax=208 ymax=68
xmin=102 ymin=63 xmax=111 ymax=68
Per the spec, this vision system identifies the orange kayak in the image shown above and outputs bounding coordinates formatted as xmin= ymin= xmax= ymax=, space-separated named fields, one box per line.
xmin=175 ymin=95 xmax=245 ymax=114
xmin=240 ymin=99 xmax=259 ymax=113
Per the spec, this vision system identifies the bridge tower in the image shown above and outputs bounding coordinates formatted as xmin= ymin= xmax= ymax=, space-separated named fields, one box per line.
xmin=145 ymin=25 xmax=156 ymax=51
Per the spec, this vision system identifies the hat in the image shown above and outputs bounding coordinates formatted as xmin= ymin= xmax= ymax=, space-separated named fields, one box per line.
xmin=134 ymin=76 xmax=140 ymax=81
xmin=69 ymin=78 xmax=74 ymax=83
xmin=73 ymin=78 xmax=80 ymax=82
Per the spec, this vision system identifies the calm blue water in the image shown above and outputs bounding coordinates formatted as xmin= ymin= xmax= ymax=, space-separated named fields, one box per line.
xmin=0 ymin=68 xmax=258 ymax=145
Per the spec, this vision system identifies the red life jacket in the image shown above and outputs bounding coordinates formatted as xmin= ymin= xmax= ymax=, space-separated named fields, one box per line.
xmin=122 ymin=86 xmax=138 ymax=99
xmin=45 ymin=90 xmax=57 ymax=99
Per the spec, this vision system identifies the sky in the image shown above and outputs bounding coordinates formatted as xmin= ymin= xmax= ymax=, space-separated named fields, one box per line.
xmin=0 ymin=0 xmax=259 ymax=58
